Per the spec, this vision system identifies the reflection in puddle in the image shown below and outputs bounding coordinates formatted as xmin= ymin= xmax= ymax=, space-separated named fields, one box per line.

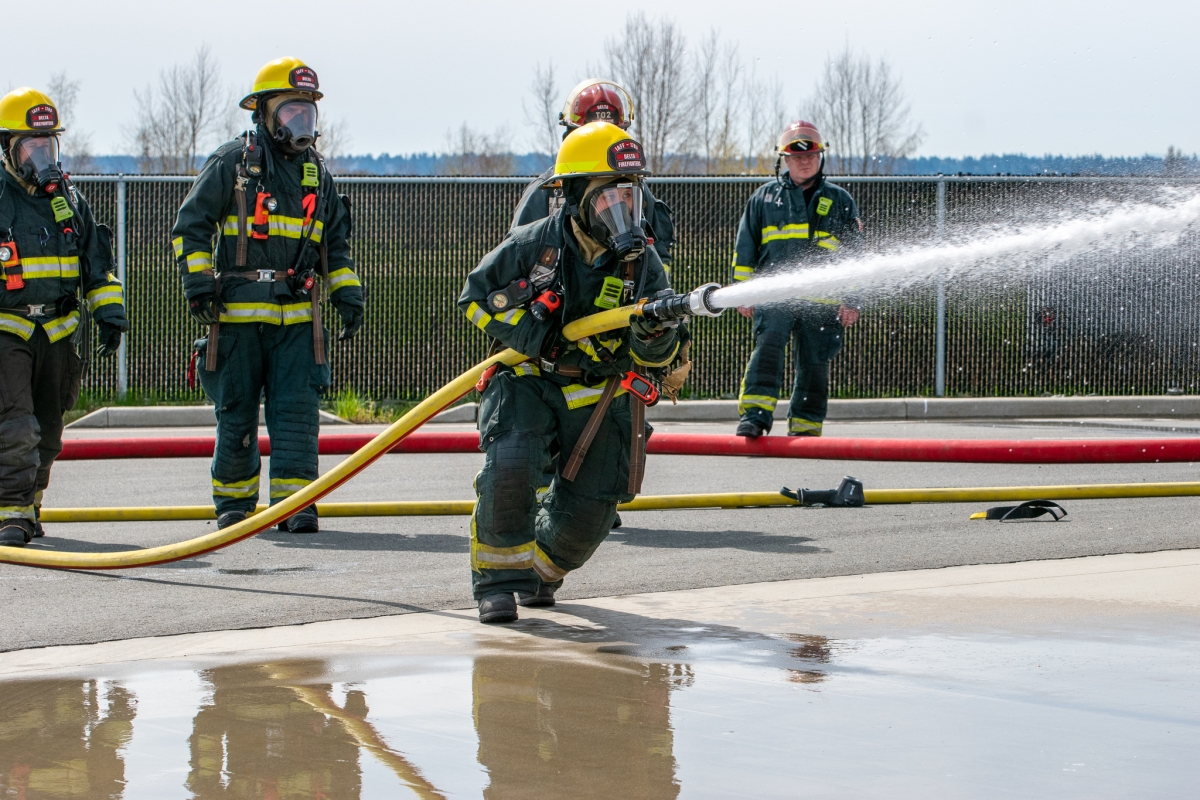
xmin=0 ymin=680 xmax=135 ymax=798
xmin=1 ymin=626 xmax=1197 ymax=797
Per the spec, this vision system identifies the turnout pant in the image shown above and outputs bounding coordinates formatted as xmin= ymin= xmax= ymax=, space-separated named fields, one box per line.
xmin=471 ymin=369 xmax=640 ymax=600
xmin=197 ymin=322 xmax=329 ymax=515
xmin=738 ymin=304 xmax=844 ymax=435
xmin=0 ymin=328 xmax=81 ymax=521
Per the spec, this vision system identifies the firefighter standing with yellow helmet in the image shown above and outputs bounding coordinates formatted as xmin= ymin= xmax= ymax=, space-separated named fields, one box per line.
xmin=170 ymin=57 xmax=364 ymax=533
xmin=0 ymin=88 xmax=129 ymax=547
xmin=510 ymin=79 xmax=676 ymax=268
xmin=460 ymin=121 xmax=682 ymax=623
xmin=731 ymin=120 xmax=863 ymax=439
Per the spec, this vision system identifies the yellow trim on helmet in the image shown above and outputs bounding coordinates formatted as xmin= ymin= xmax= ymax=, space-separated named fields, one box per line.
xmin=0 ymin=88 xmax=64 ymax=133
xmin=544 ymin=121 xmax=650 ymax=186
xmin=240 ymin=57 xmax=324 ymax=110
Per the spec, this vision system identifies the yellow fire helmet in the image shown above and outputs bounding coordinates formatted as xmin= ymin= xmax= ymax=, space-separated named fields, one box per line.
xmin=239 ymin=57 xmax=323 ymax=111
xmin=0 ymin=87 xmax=63 ymax=133
xmin=545 ymin=121 xmax=649 ymax=186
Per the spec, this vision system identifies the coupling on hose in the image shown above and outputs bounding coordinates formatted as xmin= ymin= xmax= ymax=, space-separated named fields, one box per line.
xmin=638 ymin=282 xmax=724 ymax=323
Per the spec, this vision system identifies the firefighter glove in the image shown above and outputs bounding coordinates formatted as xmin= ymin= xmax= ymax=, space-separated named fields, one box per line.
xmin=96 ymin=321 xmax=123 ymax=358
xmin=188 ymin=293 xmax=220 ymax=325
xmin=335 ymin=298 xmax=365 ymax=341
xmin=629 ymin=314 xmax=667 ymax=341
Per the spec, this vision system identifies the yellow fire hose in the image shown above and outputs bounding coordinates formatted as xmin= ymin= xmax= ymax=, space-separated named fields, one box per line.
xmin=34 ymin=482 xmax=1200 ymax=523
xmin=0 ymin=304 xmax=638 ymax=570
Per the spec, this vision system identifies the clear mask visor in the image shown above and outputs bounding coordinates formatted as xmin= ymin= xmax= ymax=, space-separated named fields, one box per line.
xmin=588 ymin=183 xmax=642 ymax=239
xmin=12 ymin=135 xmax=60 ymax=176
xmin=273 ymin=100 xmax=318 ymax=142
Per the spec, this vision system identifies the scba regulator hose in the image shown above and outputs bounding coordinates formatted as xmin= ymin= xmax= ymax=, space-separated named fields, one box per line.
xmin=0 ymin=302 xmax=684 ymax=570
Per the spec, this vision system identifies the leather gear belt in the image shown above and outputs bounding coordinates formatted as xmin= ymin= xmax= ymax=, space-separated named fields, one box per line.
xmin=539 ymin=358 xmax=583 ymax=378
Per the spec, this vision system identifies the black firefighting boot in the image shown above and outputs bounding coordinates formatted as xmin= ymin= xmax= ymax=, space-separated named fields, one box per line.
xmin=736 ymin=418 xmax=768 ymax=438
xmin=278 ymin=505 xmax=319 ymax=533
xmin=217 ymin=511 xmax=248 ymax=529
xmin=0 ymin=520 xmax=34 ymax=548
xmin=517 ymin=583 xmax=557 ymax=608
xmin=478 ymin=593 xmax=519 ymax=624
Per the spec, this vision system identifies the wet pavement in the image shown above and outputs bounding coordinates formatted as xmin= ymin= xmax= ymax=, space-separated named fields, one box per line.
xmin=2 ymin=549 xmax=1198 ymax=798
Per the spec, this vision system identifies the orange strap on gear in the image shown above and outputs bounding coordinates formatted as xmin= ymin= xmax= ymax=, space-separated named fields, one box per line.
xmin=301 ymin=193 xmax=317 ymax=226
xmin=251 ymin=192 xmax=271 ymax=240
xmin=1 ymin=240 xmax=21 ymax=290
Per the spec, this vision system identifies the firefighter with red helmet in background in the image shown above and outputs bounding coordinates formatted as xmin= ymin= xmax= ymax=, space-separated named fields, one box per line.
xmin=510 ymin=79 xmax=675 ymax=268
xmin=732 ymin=120 xmax=863 ymax=439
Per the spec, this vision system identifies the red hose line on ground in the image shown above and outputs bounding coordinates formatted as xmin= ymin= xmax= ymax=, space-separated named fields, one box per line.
xmin=59 ymin=431 xmax=1200 ymax=464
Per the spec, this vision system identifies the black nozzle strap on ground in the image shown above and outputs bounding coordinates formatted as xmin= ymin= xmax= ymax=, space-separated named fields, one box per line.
xmin=780 ymin=476 xmax=864 ymax=508
xmin=985 ymin=500 xmax=1067 ymax=522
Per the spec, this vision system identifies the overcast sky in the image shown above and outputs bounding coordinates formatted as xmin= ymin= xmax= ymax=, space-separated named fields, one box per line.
xmin=7 ymin=0 xmax=1198 ymax=158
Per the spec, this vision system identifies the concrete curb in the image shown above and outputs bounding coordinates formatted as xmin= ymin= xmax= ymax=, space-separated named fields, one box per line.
xmin=68 ymin=406 xmax=350 ymax=429
xmin=430 ymin=396 xmax=1200 ymax=424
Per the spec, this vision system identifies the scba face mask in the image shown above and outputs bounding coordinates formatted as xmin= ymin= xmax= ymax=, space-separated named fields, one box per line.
xmin=582 ymin=182 xmax=646 ymax=262
xmin=270 ymin=99 xmax=318 ymax=155
xmin=10 ymin=135 xmax=63 ymax=193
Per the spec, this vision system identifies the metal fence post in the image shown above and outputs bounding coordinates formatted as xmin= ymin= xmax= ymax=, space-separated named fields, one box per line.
xmin=115 ymin=175 xmax=128 ymax=399
xmin=935 ymin=178 xmax=947 ymax=397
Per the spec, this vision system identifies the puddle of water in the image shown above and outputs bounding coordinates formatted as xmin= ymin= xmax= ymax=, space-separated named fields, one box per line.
xmin=0 ymin=629 xmax=1196 ymax=798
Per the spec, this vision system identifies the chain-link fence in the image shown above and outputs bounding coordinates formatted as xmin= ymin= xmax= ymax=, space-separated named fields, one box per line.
xmin=71 ymin=174 xmax=1200 ymax=401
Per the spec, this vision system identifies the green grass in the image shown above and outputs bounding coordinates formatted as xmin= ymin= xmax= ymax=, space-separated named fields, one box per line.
xmin=325 ymin=388 xmax=421 ymax=424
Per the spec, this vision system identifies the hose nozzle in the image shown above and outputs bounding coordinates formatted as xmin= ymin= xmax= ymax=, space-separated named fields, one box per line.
xmin=639 ymin=282 xmax=723 ymax=322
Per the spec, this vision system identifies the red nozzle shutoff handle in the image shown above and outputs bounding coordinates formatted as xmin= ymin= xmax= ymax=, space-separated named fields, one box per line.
xmin=621 ymin=371 xmax=659 ymax=405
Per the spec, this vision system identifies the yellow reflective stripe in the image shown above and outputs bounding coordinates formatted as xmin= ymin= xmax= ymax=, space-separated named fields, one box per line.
xmin=470 ymin=503 xmax=536 ymax=572
xmin=789 ymin=418 xmax=823 ymax=435
xmin=817 ymin=239 xmax=839 ymax=251
xmin=577 ymin=335 xmax=623 ymax=362
xmin=86 ymin=283 xmax=124 ymax=312
xmin=533 ymin=544 xmax=569 ymax=582
xmin=269 ymin=477 xmax=312 ymax=498
xmin=494 ymin=308 xmax=525 ymax=325
xmin=466 ymin=301 xmax=492 ymax=331
xmin=18 ymin=256 xmax=80 ymax=279
xmin=219 ymin=303 xmax=281 ymax=324
xmin=0 ymin=313 xmax=36 ymax=340
xmin=185 ymin=251 xmax=213 ymax=273
xmin=738 ymin=394 xmax=778 ymax=414
xmin=512 ymin=362 xmax=541 ymax=377
xmin=221 ymin=215 xmax=324 ymax=242
xmin=761 ymin=223 xmax=809 ymax=243
xmin=327 ymin=267 xmax=361 ymax=290
xmin=217 ymin=303 xmax=312 ymax=325
xmin=733 ymin=265 xmax=755 ymax=282
xmin=0 ymin=504 xmax=35 ymax=520
xmin=281 ymin=302 xmax=313 ymax=325
xmin=42 ymin=312 xmax=80 ymax=343
xmin=212 ymin=476 xmax=259 ymax=498
xmin=172 ymin=237 xmax=184 ymax=257
xmin=632 ymin=340 xmax=680 ymax=368
xmin=561 ymin=382 xmax=627 ymax=410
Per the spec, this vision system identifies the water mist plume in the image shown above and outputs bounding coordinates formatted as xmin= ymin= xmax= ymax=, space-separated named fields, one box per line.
xmin=712 ymin=189 xmax=1200 ymax=309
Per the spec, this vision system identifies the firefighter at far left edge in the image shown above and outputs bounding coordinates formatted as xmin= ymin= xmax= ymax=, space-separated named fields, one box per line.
xmin=0 ymin=88 xmax=129 ymax=548
xmin=171 ymin=57 xmax=364 ymax=534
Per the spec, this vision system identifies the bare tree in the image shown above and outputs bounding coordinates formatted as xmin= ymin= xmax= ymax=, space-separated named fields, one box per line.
xmin=523 ymin=61 xmax=560 ymax=166
xmin=691 ymin=32 xmax=743 ymax=174
xmin=128 ymin=46 xmax=232 ymax=174
xmin=806 ymin=48 xmax=924 ymax=175
xmin=602 ymin=13 xmax=689 ymax=172
xmin=317 ymin=116 xmax=352 ymax=172
xmin=741 ymin=70 xmax=789 ymax=174
xmin=46 ymin=72 xmax=94 ymax=173
xmin=440 ymin=124 xmax=515 ymax=176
